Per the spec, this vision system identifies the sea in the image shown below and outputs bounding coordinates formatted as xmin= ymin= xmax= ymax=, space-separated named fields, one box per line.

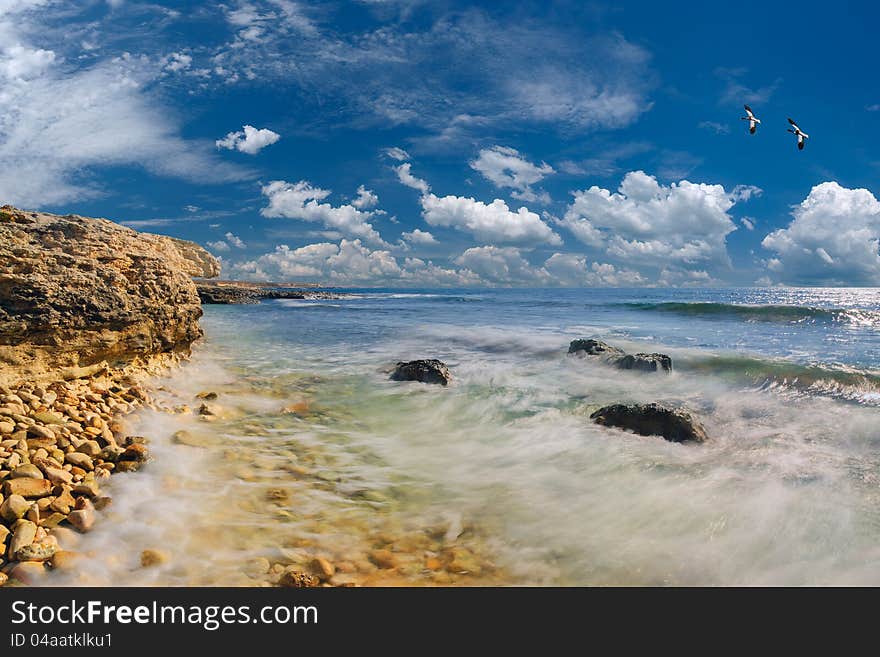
xmin=52 ymin=287 xmax=880 ymax=586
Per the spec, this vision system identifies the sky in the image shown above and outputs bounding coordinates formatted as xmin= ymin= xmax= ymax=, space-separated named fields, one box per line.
xmin=2 ymin=0 xmax=880 ymax=288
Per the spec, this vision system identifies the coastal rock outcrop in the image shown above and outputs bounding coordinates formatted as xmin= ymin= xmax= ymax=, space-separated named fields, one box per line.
xmin=390 ymin=359 xmax=451 ymax=386
xmin=0 ymin=206 xmax=219 ymax=384
xmin=196 ymin=281 xmax=347 ymax=305
xmin=590 ymin=402 xmax=708 ymax=443
xmin=614 ymin=353 xmax=673 ymax=373
xmin=568 ymin=338 xmax=672 ymax=373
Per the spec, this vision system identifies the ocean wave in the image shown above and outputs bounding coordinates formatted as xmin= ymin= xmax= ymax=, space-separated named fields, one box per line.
xmin=678 ymin=353 xmax=880 ymax=405
xmin=621 ymin=301 xmax=880 ymax=325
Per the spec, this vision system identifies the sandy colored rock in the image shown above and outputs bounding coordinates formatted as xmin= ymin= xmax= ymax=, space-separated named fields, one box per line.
xmin=0 ymin=494 xmax=30 ymax=521
xmin=140 ymin=548 xmax=170 ymax=568
xmin=0 ymin=206 xmax=219 ymax=386
xmin=279 ymin=570 xmax=320 ymax=588
xmin=4 ymin=477 xmax=52 ymax=498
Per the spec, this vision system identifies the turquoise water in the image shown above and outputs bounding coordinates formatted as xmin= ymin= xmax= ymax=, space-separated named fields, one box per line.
xmin=60 ymin=287 xmax=880 ymax=586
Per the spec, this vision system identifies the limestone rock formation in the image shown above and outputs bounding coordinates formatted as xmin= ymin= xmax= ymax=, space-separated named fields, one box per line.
xmin=0 ymin=206 xmax=219 ymax=383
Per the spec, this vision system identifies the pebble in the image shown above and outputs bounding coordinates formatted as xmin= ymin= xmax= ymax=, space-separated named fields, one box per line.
xmin=140 ymin=549 xmax=170 ymax=568
xmin=67 ymin=506 xmax=95 ymax=533
xmin=310 ymin=557 xmax=336 ymax=580
xmin=3 ymin=477 xmax=52 ymax=498
xmin=279 ymin=570 xmax=320 ymax=588
xmin=9 ymin=519 xmax=37 ymax=558
xmin=0 ymin=494 xmax=30 ymax=522
xmin=16 ymin=540 xmax=57 ymax=562
xmin=64 ymin=452 xmax=94 ymax=470
xmin=368 ymin=549 xmax=398 ymax=569
xmin=10 ymin=464 xmax=43 ymax=480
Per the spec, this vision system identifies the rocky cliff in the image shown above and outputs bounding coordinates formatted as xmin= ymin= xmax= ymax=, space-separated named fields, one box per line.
xmin=0 ymin=206 xmax=219 ymax=384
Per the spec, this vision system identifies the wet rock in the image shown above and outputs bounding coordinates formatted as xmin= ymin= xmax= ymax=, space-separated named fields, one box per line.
xmin=196 ymin=391 xmax=218 ymax=400
xmin=568 ymin=339 xmax=624 ymax=358
xmin=368 ymin=549 xmax=398 ymax=569
xmin=10 ymin=464 xmax=43 ymax=480
xmin=614 ymin=353 xmax=673 ymax=373
xmin=140 ymin=549 xmax=170 ymax=568
xmin=590 ymin=402 xmax=708 ymax=443
xmin=390 ymin=360 xmax=451 ymax=386
xmin=0 ymin=571 xmax=6 ymax=586
xmin=1 ymin=494 xmax=29 ymax=521
xmin=310 ymin=557 xmax=335 ymax=580
xmin=6 ymin=561 xmax=47 ymax=585
xmin=16 ymin=540 xmax=57 ymax=562
xmin=9 ymin=519 xmax=37 ymax=558
xmin=3 ymin=477 xmax=52 ymax=498
xmin=120 ymin=443 xmax=149 ymax=462
xmin=67 ymin=501 xmax=95 ymax=533
xmin=64 ymin=452 xmax=94 ymax=470
xmin=50 ymin=550 xmax=82 ymax=571
xmin=568 ymin=338 xmax=673 ymax=373
xmin=279 ymin=569 xmax=320 ymax=588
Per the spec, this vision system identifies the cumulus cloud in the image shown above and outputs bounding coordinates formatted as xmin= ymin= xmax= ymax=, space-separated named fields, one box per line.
xmin=560 ymin=171 xmax=739 ymax=272
xmin=207 ymin=240 xmax=230 ymax=252
xmin=469 ymin=145 xmax=554 ymax=204
xmin=230 ymin=239 xmax=477 ymax=286
xmin=216 ymin=124 xmax=281 ymax=154
xmin=543 ymin=253 xmax=646 ymax=287
xmin=741 ymin=217 xmax=755 ymax=231
xmin=401 ymin=228 xmax=436 ymax=244
xmin=351 ymin=185 xmax=379 ymax=209
xmin=260 ymin=180 xmax=387 ymax=244
xmin=454 ymin=246 xmax=545 ymax=284
xmin=421 ymin=193 xmax=561 ymax=246
xmin=394 ymin=163 xmax=430 ymax=194
xmin=761 ymin=182 xmax=880 ymax=284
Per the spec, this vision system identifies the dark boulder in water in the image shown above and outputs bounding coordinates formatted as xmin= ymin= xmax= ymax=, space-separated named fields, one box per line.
xmin=614 ymin=353 xmax=673 ymax=373
xmin=590 ymin=403 xmax=708 ymax=443
xmin=568 ymin=339 xmax=624 ymax=358
xmin=390 ymin=359 xmax=451 ymax=386
xmin=568 ymin=339 xmax=672 ymax=373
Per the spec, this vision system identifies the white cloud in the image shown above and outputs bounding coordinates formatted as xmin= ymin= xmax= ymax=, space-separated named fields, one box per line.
xmin=260 ymin=180 xmax=387 ymax=245
xmin=207 ymin=240 xmax=230 ymax=252
xmin=216 ymin=124 xmax=280 ymax=154
xmin=741 ymin=217 xmax=755 ymax=231
xmin=401 ymin=228 xmax=436 ymax=244
xmin=0 ymin=44 xmax=55 ymax=79
xmin=543 ymin=253 xmax=645 ymax=287
xmin=225 ymin=231 xmax=246 ymax=248
xmin=561 ymin=171 xmax=739 ymax=271
xmin=761 ymin=182 xmax=880 ymax=284
xmin=454 ymin=246 xmax=545 ymax=284
xmin=0 ymin=9 xmax=247 ymax=207
xmin=731 ymin=184 xmax=762 ymax=202
xmin=231 ymin=239 xmax=477 ymax=286
xmin=383 ymin=146 xmax=410 ymax=161
xmin=394 ymin=163 xmax=430 ymax=194
xmin=163 ymin=52 xmax=192 ymax=72
xmin=351 ymin=185 xmax=379 ymax=209
xmin=469 ymin=145 xmax=554 ymax=204
xmin=421 ymin=193 xmax=561 ymax=246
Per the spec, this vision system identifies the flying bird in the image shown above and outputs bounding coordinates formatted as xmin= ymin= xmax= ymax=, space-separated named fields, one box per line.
xmin=787 ymin=117 xmax=810 ymax=150
xmin=741 ymin=105 xmax=761 ymax=134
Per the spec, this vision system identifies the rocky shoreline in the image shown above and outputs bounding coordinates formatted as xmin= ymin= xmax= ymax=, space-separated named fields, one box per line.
xmin=196 ymin=281 xmax=350 ymax=305
xmin=0 ymin=206 xmax=219 ymax=586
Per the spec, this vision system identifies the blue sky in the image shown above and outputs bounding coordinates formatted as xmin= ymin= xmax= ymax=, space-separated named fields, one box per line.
xmin=3 ymin=0 xmax=880 ymax=287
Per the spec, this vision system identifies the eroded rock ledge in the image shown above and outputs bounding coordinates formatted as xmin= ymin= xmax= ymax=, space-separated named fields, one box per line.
xmin=0 ymin=206 xmax=219 ymax=385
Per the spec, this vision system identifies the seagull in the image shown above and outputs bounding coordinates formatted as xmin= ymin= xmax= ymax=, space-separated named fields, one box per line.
xmin=787 ymin=117 xmax=809 ymax=150
xmin=741 ymin=104 xmax=761 ymax=134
